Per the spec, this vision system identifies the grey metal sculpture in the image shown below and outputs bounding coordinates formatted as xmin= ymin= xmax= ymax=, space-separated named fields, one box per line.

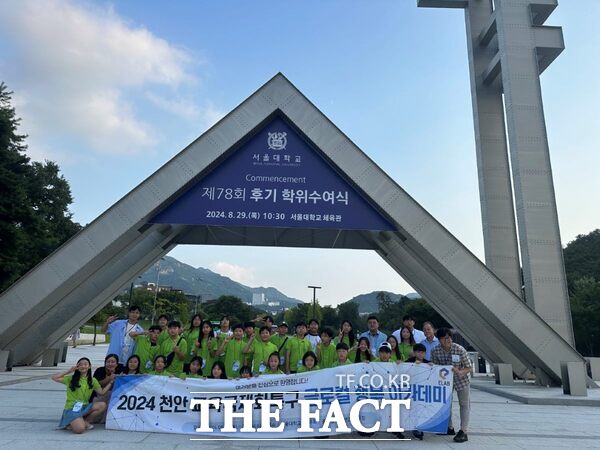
xmin=418 ymin=0 xmax=574 ymax=345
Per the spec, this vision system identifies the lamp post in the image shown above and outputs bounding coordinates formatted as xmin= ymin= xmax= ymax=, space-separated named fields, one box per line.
xmin=151 ymin=257 xmax=165 ymax=324
xmin=307 ymin=285 xmax=321 ymax=320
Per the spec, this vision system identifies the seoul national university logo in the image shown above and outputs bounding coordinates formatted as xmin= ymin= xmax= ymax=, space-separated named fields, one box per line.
xmin=267 ymin=131 xmax=287 ymax=150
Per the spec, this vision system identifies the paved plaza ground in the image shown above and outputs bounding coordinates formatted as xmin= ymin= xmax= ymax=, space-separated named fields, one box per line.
xmin=0 ymin=344 xmax=599 ymax=449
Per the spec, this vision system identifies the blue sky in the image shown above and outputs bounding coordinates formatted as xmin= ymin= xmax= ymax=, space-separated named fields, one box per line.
xmin=0 ymin=0 xmax=598 ymax=306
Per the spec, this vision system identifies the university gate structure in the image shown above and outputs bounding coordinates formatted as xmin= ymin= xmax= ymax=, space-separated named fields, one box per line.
xmin=0 ymin=1 xmax=593 ymax=388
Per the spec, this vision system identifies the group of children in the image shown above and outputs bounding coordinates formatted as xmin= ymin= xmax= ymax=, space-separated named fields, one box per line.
xmin=122 ymin=314 xmax=432 ymax=380
xmin=54 ymin=312 xmax=432 ymax=434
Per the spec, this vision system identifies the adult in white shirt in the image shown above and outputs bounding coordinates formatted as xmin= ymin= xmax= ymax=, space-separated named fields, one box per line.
xmin=102 ymin=305 xmax=144 ymax=364
xmin=393 ymin=315 xmax=425 ymax=344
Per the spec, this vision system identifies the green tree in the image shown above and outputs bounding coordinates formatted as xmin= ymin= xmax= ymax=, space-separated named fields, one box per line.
xmin=320 ymin=305 xmax=338 ymax=330
xmin=336 ymin=301 xmax=360 ymax=329
xmin=0 ymin=82 xmax=34 ymax=291
xmin=0 ymin=82 xmax=80 ymax=292
xmin=284 ymin=303 xmax=311 ymax=327
xmin=562 ymin=229 xmax=600 ymax=356
xmin=376 ymin=291 xmax=394 ymax=311
xmin=564 ymin=229 xmax=600 ymax=293
xmin=201 ymin=295 xmax=263 ymax=326
xmin=404 ymin=299 xmax=451 ymax=330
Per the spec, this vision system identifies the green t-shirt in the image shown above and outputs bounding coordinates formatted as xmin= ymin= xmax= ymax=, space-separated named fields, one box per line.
xmin=157 ymin=329 xmax=169 ymax=346
xmin=399 ymin=342 xmax=412 ymax=361
xmin=317 ymin=342 xmax=337 ymax=369
xmin=298 ymin=365 xmax=321 ymax=373
xmin=287 ymin=336 xmax=312 ymax=372
xmin=270 ymin=334 xmax=290 ymax=368
xmin=354 ymin=350 xmax=373 ymax=363
xmin=243 ymin=336 xmax=254 ymax=366
xmin=148 ymin=370 xmax=169 ymax=376
xmin=182 ymin=328 xmax=201 ymax=364
xmin=215 ymin=330 xmax=232 ymax=362
xmin=223 ymin=338 xmax=246 ymax=377
xmin=160 ymin=336 xmax=188 ymax=375
xmin=390 ymin=352 xmax=399 ymax=362
xmin=264 ymin=368 xmax=284 ymax=375
xmin=249 ymin=339 xmax=278 ymax=374
xmin=197 ymin=337 xmax=218 ymax=377
xmin=134 ymin=335 xmax=159 ymax=373
xmin=62 ymin=375 xmax=101 ymax=410
xmin=333 ymin=359 xmax=352 ymax=367
xmin=333 ymin=335 xmax=357 ymax=362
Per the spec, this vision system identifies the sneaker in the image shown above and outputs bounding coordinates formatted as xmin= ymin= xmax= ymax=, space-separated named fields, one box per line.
xmin=412 ymin=430 xmax=424 ymax=440
xmin=447 ymin=427 xmax=456 ymax=435
xmin=453 ymin=430 xmax=468 ymax=442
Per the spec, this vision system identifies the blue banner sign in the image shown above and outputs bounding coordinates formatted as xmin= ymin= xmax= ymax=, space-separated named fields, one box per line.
xmin=151 ymin=116 xmax=395 ymax=230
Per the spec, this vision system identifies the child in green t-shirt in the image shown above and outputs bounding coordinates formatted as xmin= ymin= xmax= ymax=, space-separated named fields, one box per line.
xmin=52 ymin=357 xmax=114 ymax=433
xmin=243 ymin=326 xmax=278 ymax=375
xmin=285 ymin=322 xmax=312 ymax=374
xmin=298 ymin=351 xmax=320 ymax=373
xmin=216 ymin=324 xmax=246 ymax=378
xmin=180 ymin=356 xmax=204 ymax=379
xmin=333 ymin=342 xmax=352 ymax=367
xmin=159 ymin=320 xmax=188 ymax=376
xmin=270 ymin=322 xmax=290 ymax=370
xmin=130 ymin=325 xmax=161 ymax=373
xmin=148 ymin=355 xmax=169 ymax=376
xmin=316 ymin=328 xmax=336 ymax=369
xmin=196 ymin=320 xmax=218 ymax=377
xmin=156 ymin=314 xmax=170 ymax=346
xmin=182 ymin=314 xmax=202 ymax=370
xmin=264 ymin=352 xmax=284 ymax=375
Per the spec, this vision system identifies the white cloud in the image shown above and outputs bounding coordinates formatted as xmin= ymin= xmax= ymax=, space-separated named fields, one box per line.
xmin=211 ymin=262 xmax=256 ymax=285
xmin=0 ymin=0 xmax=202 ymax=156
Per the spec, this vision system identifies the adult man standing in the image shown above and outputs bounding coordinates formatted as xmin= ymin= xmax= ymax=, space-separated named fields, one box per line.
xmin=421 ymin=321 xmax=439 ymax=360
xmin=359 ymin=316 xmax=387 ymax=357
xmin=102 ymin=305 xmax=144 ymax=364
xmin=393 ymin=315 xmax=425 ymax=344
xmin=431 ymin=328 xmax=472 ymax=443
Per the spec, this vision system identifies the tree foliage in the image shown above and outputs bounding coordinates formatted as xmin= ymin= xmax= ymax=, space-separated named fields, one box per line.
xmin=201 ymin=295 xmax=264 ymax=326
xmin=0 ymin=82 xmax=80 ymax=293
xmin=563 ymin=229 xmax=600 ymax=293
xmin=564 ymin=230 xmax=600 ymax=356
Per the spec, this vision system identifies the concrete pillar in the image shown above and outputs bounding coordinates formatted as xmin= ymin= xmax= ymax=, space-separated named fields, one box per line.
xmin=0 ymin=350 xmax=10 ymax=372
xmin=561 ymin=362 xmax=588 ymax=396
xmin=41 ymin=348 xmax=59 ymax=367
xmin=494 ymin=363 xmax=514 ymax=385
xmin=464 ymin=0 xmax=523 ymax=298
xmin=60 ymin=342 xmax=69 ymax=363
xmin=495 ymin=0 xmax=574 ymax=345
xmin=468 ymin=352 xmax=480 ymax=374
xmin=584 ymin=357 xmax=600 ymax=381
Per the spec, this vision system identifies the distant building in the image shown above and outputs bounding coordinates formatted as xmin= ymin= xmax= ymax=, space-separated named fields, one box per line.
xmin=144 ymin=282 xmax=181 ymax=293
xmin=252 ymin=293 xmax=266 ymax=306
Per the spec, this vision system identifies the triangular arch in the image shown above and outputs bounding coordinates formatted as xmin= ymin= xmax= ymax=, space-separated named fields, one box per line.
xmin=0 ymin=74 xmax=586 ymax=385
